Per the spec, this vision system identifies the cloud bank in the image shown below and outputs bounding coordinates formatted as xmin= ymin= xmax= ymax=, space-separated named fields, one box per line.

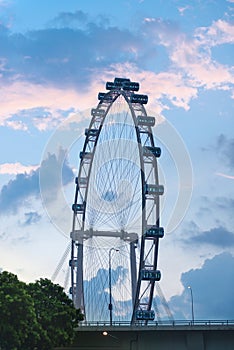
xmin=0 ymin=12 xmax=233 ymax=130
xmin=0 ymin=149 xmax=74 ymax=214
xmin=169 ymin=253 xmax=234 ymax=320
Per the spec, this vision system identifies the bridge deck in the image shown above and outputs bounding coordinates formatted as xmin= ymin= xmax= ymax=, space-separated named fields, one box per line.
xmin=55 ymin=321 xmax=234 ymax=350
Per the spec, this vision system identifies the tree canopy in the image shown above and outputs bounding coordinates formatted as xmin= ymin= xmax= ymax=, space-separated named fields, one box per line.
xmin=0 ymin=271 xmax=83 ymax=350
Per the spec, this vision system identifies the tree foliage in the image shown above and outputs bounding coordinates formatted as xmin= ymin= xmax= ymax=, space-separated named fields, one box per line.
xmin=0 ymin=271 xmax=83 ymax=350
xmin=27 ymin=278 xmax=83 ymax=349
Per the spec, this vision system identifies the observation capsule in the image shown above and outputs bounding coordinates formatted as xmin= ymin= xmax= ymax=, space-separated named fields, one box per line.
xmin=144 ymin=226 xmax=164 ymax=238
xmin=123 ymin=81 xmax=140 ymax=91
xmin=130 ymin=94 xmax=148 ymax=104
xmin=75 ymin=177 xmax=88 ymax=187
xmin=145 ymin=184 xmax=164 ymax=195
xmin=141 ymin=269 xmax=161 ymax=281
xmin=69 ymin=259 xmax=78 ymax=268
xmin=79 ymin=177 xmax=88 ymax=186
xmin=72 ymin=203 xmax=85 ymax=213
xmin=114 ymin=77 xmax=130 ymax=87
xmin=98 ymin=92 xmax=113 ymax=101
xmin=106 ymin=82 xmax=116 ymax=90
xmin=85 ymin=128 xmax=99 ymax=137
xmin=136 ymin=310 xmax=155 ymax=321
xmin=143 ymin=146 xmax=161 ymax=158
xmin=79 ymin=151 xmax=92 ymax=160
xmin=137 ymin=116 xmax=155 ymax=127
xmin=91 ymin=108 xmax=105 ymax=116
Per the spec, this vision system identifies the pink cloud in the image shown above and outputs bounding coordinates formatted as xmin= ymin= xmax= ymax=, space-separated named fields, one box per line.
xmin=171 ymin=42 xmax=234 ymax=89
xmin=168 ymin=24 xmax=234 ymax=90
xmin=0 ymin=162 xmax=39 ymax=175
xmin=195 ymin=20 xmax=234 ymax=46
xmin=100 ymin=63 xmax=197 ymax=111
xmin=0 ymin=80 xmax=102 ymax=130
xmin=1 ymin=18 xmax=233 ymax=135
xmin=5 ymin=120 xmax=28 ymax=131
xmin=141 ymin=17 xmax=234 ymax=104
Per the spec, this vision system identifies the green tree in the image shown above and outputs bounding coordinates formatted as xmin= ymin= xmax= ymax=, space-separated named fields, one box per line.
xmin=0 ymin=271 xmax=84 ymax=350
xmin=0 ymin=271 xmax=40 ymax=350
xmin=27 ymin=278 xmax=83 ymax=349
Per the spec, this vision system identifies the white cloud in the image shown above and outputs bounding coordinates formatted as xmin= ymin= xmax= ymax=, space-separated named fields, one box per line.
xmin=178 ymin=6 xmax=191 ymax=16
xmin=0 ymin=162 xmax=39 ymax=175
xmin=144 ymin=17 xmax=156 ymax=23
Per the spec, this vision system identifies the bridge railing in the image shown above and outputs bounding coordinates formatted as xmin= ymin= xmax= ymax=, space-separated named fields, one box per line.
xmin=77 ymin=319 xmax=234 ymax=327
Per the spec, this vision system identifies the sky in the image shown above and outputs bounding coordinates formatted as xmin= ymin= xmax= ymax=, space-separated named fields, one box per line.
xmin=0 ymin=0 xmax=234 ymax=321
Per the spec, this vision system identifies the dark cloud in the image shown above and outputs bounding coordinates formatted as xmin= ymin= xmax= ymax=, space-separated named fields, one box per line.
xmin=194 ymin=196 xmax=234 ymax=230
xmin=190 ymin=226 xmax=234 ymax=248
xmin=217 ymin=134 xmax=234 ymax=169
xmin=214 ymin=198 xmax=234 ymax=227
xmin=169 ymin=253 xmax=234 ymax=320
xmin=39 ymin=148 xmax=74 ymax=192
xmin=0 ymin=232 xmax=7 ymax=241
xmin=0 ymin=149 xmax=74 ymax=215
xmin=12 ymin=232 xmax=31 ymax=244
xmin=181 ymin=220 xmax=234 ymax=249
xmin=0 ymin=171 xmax=39 ymax=214
xmin=21 ymin=211 xmax=42 ymax=226
xmin=50 ymin=10 xmax=111 ymax=31
xmin=215 ymin=196 xmax=234 ymax=211
xmin=83 ymin=266 xmax=131 ymax=321
xmin=1 ymin=21 xmax=140 ymax=87
xmin=0 ymin=16 xmax=152 ymax=88
xmin=50 ymin=10 xmax=89 ymax=29
xmin=204 ymin=195 xmax=234 ymax=210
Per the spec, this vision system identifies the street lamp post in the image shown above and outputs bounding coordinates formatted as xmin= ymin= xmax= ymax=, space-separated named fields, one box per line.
xmin=188 ymin=286 xmax=194 ymax=324
xmin=109 ymin=248 xmax=119 ymax=326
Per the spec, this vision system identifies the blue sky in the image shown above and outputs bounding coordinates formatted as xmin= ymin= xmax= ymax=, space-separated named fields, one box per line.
xmin=0 ymin=0 xmax=234 ymax=321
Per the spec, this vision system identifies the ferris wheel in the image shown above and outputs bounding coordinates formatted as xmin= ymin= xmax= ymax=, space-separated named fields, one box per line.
xmin=70 ymin=78 xmax=164 ymax=324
